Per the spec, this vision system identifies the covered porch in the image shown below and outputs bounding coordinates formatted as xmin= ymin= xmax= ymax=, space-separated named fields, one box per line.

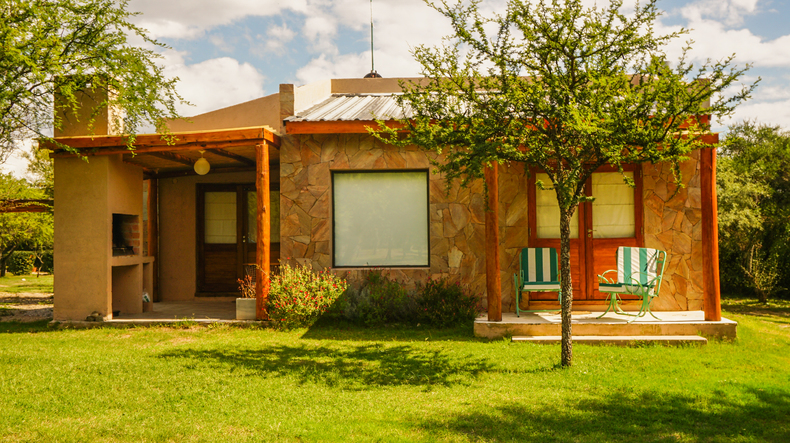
xmin=46 ymin=126 xmax=279 ymax=322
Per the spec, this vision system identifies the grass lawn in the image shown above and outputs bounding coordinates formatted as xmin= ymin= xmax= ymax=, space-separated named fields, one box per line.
xmin=1 ymin=303 xmax=789 ymax=442
xmin=0 ymin=274 xmax=54 ymax=294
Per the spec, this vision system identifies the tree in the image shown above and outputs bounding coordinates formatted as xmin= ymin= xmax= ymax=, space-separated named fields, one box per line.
xmin=718 ymin=122 xmax=790 ymax=302
xmin=375 ymin=0 xmax=754 ymax=366
xmin=0 ymin=173 xmax=52 ymax=276
xmin=0 ymin=0 xmax=184 ymax=160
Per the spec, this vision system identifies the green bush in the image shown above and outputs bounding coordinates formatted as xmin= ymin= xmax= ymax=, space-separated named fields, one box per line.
xmin=267 ymin=263 xmax=347 ymax=329
xmin=7 ymin=252 xmax=35 ymax=275
xmin=339 ymin=271 xmax=417 ymax=326
xmin=417 ymin=277 xmax=481 ymax=327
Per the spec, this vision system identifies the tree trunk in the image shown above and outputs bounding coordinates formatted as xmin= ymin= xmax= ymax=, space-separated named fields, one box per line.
xmin=559 ymin=207 xmax=574 ymax=367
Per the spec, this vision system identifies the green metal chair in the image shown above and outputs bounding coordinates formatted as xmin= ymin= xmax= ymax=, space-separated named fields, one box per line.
xmin=597 ymin=247 xmax=667 ymax=322
xmin=513 ymin=247 xmax=561 ymax=316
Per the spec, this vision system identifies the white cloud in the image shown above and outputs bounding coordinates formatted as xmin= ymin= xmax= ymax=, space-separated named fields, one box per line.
xmin=678 ymin=0 xmax=759 ymax=26
xmin=264 ymin=24 xmax=296 ymax=55
xmin=161 ymin=51 xmax=266 ymax=116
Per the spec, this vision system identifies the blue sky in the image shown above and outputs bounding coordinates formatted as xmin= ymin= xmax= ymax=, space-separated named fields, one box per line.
xmin=3 ymin=0 xmax=790 ymax=176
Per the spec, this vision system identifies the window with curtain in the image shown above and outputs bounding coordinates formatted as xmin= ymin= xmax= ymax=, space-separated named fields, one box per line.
xmin=333 ymin=171 xmax=429 ymax=267
xmin=591 ymin=172 xmax=635 ymax=238
xmin=535 ymin=173 xmax=579 ymax=239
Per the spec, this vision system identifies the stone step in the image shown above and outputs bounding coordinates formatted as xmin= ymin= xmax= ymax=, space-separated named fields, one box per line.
xmin=512 ymin=335 xmax=707 ymax=346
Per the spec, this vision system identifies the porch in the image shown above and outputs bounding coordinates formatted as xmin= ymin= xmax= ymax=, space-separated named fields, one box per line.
xmin=474 ymin=310 xmax=737 ymax=343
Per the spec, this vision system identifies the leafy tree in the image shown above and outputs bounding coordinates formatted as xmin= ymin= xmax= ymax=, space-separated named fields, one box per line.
xmin=0 ymin=173 xmax=52 ymax=276
xmin=0 ymin=0 xmax=184 ymax=160
xmin=22 ymin=146 xmax=53 ymax=198
xmin=718 ymin=122 xmax=790 ymax=302
xmin=375 ymin=0 xmax=754 ymax=366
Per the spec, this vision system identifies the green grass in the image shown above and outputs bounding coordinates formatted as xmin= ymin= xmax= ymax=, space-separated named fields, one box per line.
xmin=1 ymin=309 xmax=789 ymax=442
xmin=0 ymin=274 xmax=54 ymax=294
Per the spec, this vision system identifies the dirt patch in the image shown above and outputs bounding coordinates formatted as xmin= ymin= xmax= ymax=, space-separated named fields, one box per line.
xmin=0 ymin=292 xmax=53 ymax=322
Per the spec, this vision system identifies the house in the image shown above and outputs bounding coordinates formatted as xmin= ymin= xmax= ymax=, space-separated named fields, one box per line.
xmin=46 ymin=77 xmax=722 ymax=323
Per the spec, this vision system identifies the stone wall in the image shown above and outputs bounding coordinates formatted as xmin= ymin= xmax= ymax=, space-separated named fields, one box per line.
xmin=279 ymin=132 xmax=705 ymax=312
xmin=279 ymin=133 xmax=528 ymax=310
xmin=642 ymin=151 xmax=704 ymax=310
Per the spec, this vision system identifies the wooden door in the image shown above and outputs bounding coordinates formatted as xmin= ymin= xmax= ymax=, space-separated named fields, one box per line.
xmin=197 ymin=184 xmax=280 ymax=296
xmin=528 ymin=166 xmax=642 ymax=302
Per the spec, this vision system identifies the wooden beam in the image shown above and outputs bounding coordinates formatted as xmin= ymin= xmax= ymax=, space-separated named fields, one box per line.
xmin=0 ymin=199 xmax=53 ymax=213
xmin=149 ymin=151 xmax=196 ymax=167
xmin=485 ymin=164 xmax=502 ymax=322
xmin=146 ymin=179 xmax=160 ymax=302
xmin=285 ymin=120 xmax=405 ymax=134
xmin=49 ymin=140 xmax=268 ymax=158
xmin=148 ymin=163 xmax=278 ymax=180
xmin=42 ymin=126 xmax=280 ymax=150
xmin=255 ymin=142 xmax=271 ymax=321
xmin=700 ymin=144 xmax=722 ymax=321
xmin=211 ymin=149 xmax=256 ymax=166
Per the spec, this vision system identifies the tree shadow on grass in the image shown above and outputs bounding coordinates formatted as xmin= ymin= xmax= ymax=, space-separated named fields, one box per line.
xmin=298 ymin=316 xmax=480 ymax=343
xmin=157 ymin=342 xmax=501 ymax=389
xmin=417 ymin=387 xmax=790 ymax=442
xmin=0 ymin=319 xmax=52 ymax=333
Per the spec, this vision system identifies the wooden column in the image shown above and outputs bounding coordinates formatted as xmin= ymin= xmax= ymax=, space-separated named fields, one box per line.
xmin=700 ymin=143 xmax=721 ymax=321
xmin=485 ymin=164 xmax=502 ymax=321
xmin=146 ymin=179 xmax=159 ymax=302
xmin=255 ymin=142 xmax=271 ymax=320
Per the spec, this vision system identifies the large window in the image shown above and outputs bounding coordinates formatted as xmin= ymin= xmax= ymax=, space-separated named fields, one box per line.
xmin=332 ymin=170 xmax=429 ymax=267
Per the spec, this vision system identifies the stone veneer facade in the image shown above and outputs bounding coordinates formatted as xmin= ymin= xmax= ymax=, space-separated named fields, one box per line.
xmin=280 ymin=132 xmax=704 ymax=312
xmin=643 ymin=151 xmax=704 ymax=310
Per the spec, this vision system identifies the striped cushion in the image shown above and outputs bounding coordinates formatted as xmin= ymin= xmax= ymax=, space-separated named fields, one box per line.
xmin=617 ymin=247 xmax=659 ymax=286
xmin=520 ymin=248 xmax=560 ymax=289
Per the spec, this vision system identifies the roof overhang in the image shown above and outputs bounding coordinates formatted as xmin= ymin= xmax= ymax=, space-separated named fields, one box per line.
xmin=41 ymin=126 xmax=280 ymax=180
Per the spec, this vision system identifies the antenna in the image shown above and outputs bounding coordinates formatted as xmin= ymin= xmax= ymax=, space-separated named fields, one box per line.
xmin=364 ymin=0 xmax=382 ymax=78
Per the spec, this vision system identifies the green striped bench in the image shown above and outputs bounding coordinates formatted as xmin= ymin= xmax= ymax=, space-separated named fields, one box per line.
xmin=597 ymin=247 xmax=667 ymax=322
xmin=513 ymin=248 xmax=561 ymax=316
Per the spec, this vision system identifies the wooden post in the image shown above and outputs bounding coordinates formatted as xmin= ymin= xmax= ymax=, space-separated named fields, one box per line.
xmin=485 ymin=163 xmax=502 ymax=321
xmin=146 ymin=179 xmax=159 ymax=302
xmin=700 ymin=143 xmax=721 ymax=321
xmin=255 ymin=142 xmax=271 ymax=320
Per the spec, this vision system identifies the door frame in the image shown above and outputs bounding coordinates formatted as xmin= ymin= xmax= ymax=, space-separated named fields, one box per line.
xmin=527 ymin=164 xmax=644 ymax=302
xmin=195 ymin=182 xmax=281 ymax=296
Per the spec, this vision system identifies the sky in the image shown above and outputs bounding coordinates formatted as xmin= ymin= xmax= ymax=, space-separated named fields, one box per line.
xmin=3 ymin=0 xmax=789 ymax=177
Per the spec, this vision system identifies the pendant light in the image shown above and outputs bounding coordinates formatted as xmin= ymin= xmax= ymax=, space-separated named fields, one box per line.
xmin=194 ymin=150 xmax=210 ymax=175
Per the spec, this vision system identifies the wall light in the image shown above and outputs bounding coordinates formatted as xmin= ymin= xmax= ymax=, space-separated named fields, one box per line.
xmin=194 ymin=150 xmax=210 ymax=175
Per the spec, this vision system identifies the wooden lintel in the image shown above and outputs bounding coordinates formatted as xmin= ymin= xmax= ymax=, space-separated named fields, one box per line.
xmin=211 ymin=149 xmax=256 ymax=166
xmin=148 ymin=165 xmax=277 ymax=180
xmin=255 ymin=142 xmax=271 ymax=321
xmin=285 ymin=120 xmax=404 ymax=135
xmin=49 ymin=139 xmax=269 ymax=158
xmin=42 ymin=126 xmax=280 ymax=151
xmin=149 ymin=151 xmax=196 ymax=167
xmin=484 ymin=164 xmax=502 ymax=322
xmin=0 ymin=199 xmax=53 ymax=213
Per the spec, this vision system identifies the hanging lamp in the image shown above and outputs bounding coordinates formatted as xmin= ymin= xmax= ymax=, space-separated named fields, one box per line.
xmin=194 ymin=150 xmax=210 ymax=175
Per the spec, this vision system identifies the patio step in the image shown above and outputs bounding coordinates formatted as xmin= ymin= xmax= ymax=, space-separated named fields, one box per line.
xmin=511 ymin=335 xmax=707 ymax=346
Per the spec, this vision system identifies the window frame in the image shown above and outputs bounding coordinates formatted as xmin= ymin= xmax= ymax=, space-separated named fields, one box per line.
xmin=331 ymin=169 xmax=431 ymax=269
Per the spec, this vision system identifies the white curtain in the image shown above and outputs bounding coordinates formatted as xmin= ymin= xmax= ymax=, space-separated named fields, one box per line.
xmin=535 ymin=173 xmax=579 ymax=239
xmin=204 ymin=192 xmax=237 ymax=244
xmin=591 ymin=172 xmax=635 ymax=238
xmin=334 ymin=171 xmax=429 ymax=267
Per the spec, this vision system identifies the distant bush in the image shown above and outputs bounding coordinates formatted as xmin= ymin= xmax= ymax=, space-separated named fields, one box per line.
xmin=7 ymin=252 xmax=35 ymax=275
xmin=267 ymin=263 xmax=347 ymax=329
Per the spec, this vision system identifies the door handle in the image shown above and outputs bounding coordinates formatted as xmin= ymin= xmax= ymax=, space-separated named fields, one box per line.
xmin=587 ymin=229 xmax=593 ymax=238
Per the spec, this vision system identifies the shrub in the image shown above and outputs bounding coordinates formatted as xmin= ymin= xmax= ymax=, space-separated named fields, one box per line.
xmin=237 ymin=274 xmax=255 ymax=299
xmin=7 ymin=252 xmax=35 ymax=275
xmin=417 ymin=278 xmax=481 ymax=327
xmin=267 ymin=263 xmax=347 ymax=328
xmin=339 ymin=270 xmax=416 ymax=326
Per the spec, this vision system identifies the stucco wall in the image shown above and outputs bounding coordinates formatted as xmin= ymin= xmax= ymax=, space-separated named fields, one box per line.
xmin=158 ymin=171 xmax=256 ymax=301
xmin=279 ymin=133 xmax=528 ymax=311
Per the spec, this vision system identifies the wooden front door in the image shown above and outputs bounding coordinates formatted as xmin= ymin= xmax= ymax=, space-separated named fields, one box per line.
xmin=528 ymin=165 xmax=643 ymax=301
xmin=197 ymin=184 xmax=280 ymax=296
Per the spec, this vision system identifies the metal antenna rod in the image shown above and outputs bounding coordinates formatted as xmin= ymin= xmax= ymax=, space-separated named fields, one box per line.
xmin=370 ymin=0 xmax=375 ymax=73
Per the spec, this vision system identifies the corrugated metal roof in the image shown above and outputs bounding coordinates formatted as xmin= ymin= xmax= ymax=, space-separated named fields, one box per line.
xmin=285 ymin=94 xmax=410 ymax=122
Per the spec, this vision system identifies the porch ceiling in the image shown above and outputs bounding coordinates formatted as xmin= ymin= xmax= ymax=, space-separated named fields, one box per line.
xmin=42 ymin=126 xmax=280 ymax=179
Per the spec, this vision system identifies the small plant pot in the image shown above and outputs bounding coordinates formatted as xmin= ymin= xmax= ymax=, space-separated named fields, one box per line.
xmin=236 ymin=298 xmax=257 ymax=320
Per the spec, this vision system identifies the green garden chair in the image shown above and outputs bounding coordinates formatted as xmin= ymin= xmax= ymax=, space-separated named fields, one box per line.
xmin=513 ymin=247 xmax=562 ymax=316
xmin=597 ymin=247 xmax=667 ymax=322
